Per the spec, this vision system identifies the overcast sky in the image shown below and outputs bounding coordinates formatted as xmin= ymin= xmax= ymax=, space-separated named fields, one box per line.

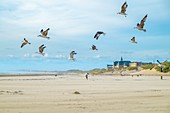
xmin=0 ymin=0 xmax=170 ymax=62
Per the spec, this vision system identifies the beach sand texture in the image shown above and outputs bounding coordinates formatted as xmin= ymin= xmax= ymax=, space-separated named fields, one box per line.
xmin=0 ymin=75 xmax=170 ymax=113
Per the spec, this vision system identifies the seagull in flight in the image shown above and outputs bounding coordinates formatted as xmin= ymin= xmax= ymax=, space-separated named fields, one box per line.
xmin=21 ymin=38 xmax=31 ymax=48
xmin=91 ymin=45 xmax=98 ymax=50
xmin=37 ymin=28 xmax=50 ymax=39
xmin=130 ymin=37 xmax=137 ymax=44
xmin=117 ymin=2 xmax=128 ymax=17
xmin=134 ymin=15 xmax=147 ymax=32
xmin=69 ymin=51 xmax=77 ymax=61
xmin=36 ymin=44 xmax=46 ymax=56
xmin=157 ymin=60 xmax=164 ymax=72
xmin=94 ymin=31 xmax=106 ymax=40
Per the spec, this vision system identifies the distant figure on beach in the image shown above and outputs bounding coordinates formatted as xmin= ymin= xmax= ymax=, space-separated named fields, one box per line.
xmin=55 ymin=74 xmax=57 ymax=77
xmin=161 ymin=76 xmax=163 ymax=80
xmin=85 ymin=73 xmax=89 ymax=80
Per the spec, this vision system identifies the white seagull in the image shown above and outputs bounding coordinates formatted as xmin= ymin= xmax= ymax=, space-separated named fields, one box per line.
xmin=130 ymin=37 xmax=137 ymax=44
xmin=37 ymin=28 xmax=50 ymax=39
xmin=69 ymin=51 xmax=77 ymax=61
xmin=91 ymin=45 xmax=98 ymax=50
xmin=94 ymin=31 xmax=106 ymax=40
xmin=36 ymin=44 xmax=46 ymax=56
xmin=117 ymin=2 xmax=128 ymax=17
xmin=134 ymin=15 xmax=147 ymax=32
xmin=157 ymin=60 xmax=164 ymax=72
xmin=21 ymin=38 xmax=31 ymax=48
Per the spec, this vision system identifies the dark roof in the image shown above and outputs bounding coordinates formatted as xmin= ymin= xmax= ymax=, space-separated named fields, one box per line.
xmin=114 ymin=61 xmax=131 ymax=66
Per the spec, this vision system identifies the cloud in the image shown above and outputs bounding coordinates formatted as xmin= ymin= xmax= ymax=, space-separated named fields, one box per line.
xmin=0 ymin=0 xmax=170 ymax=62
xmin=7 ymin=55 xmax=14 ymax=58
xmin=23 ymin=53 xmax=30 ymax=57
xmin=120 ymin=51 xmax=134 ymax=54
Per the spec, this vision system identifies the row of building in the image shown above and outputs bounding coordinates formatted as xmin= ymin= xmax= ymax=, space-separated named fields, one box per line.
xmin=107 ymin=57 xmax=152 ymax=70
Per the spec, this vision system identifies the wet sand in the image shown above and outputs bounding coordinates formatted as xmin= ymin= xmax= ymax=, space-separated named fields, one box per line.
xmin=0 ymin=75 xmax=170 ymax=113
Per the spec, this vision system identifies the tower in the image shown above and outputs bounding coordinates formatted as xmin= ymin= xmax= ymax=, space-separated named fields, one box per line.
xmin=121 ymin=57 xmax=123 ymax=61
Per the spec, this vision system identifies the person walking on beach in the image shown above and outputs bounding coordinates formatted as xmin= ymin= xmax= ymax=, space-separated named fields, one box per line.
xmin=85 ymin=73 xmax=89 ymax=80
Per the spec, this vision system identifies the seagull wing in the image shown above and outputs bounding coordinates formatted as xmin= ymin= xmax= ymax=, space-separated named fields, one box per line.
xmin=131 ymin=37 xmax=135 ymax=42
xmin=121 ymin=2 xmax=128 ymax=13
xmin=94 ymin=32 xmax=99 ymax=39
xmin=21 ymin=42 xmax=27 ymax=48
xmin=157 ymin=60 xmax=161 ymax=65
xmin=39 ymin=45 xmax=44 ymax=53
xmin=139 ymin=15 xmax=147 ymax=28
xmin=42 ymin=28 xmax=49 ymax=36
xmin=70 ymin=52 xmax=74 ymax=59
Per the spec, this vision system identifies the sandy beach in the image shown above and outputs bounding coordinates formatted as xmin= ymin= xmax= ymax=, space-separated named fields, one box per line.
xmin=0 ymin=74 xmax=170 ymax=113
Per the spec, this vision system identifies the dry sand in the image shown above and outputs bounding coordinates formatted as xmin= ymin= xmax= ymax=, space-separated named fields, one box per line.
xmin=0 ymin=74 xmax=170 ymax=113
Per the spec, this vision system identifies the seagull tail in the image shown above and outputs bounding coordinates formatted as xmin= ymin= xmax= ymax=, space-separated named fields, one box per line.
xmin=42 ymin=53 xmax=45 ymax=56
xmin=37 ymin=35 xmax=41 ymax=37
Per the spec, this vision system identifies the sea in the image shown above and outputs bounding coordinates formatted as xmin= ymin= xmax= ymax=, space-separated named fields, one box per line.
xmin=0 ymin=57 xmax=113 ymax=74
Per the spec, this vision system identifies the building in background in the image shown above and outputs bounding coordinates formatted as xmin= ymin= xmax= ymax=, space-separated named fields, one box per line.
xmin=106 ymin=57 xmax=152 ymax=70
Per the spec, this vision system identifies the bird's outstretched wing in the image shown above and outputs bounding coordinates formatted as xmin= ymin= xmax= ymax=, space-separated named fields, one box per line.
xmin=94 ymin=31 xmax=105 ymax=40
xmin=42 ymin=28 xmax=50 ymax=36
xmin=121 ymin=2 xmax=128 ymax=13
xmin=139 ymin=15 xmax=147 ymax=28
xmin=70 ymin=51 xmax=77 ymax=59
xmin=157 ymin=60 xmax=161 ymax=64
xmin=21 ymin=42 xmax=27 ymax=48
xmin=94 ymin=33 xmax=100 ymax=39
xmin=39 ymin=44 xmax=45 ymax=53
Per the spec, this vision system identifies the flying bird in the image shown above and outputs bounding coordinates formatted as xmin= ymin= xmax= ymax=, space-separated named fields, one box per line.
xmin=37 ymin=28 xmax=50 ymax=39
xmin=91 ymin=45 xmax=98 ymax=50
xmin=21 ymin=38 xmax=31 ymax=48
xmin=130 ymin=37 xmax=137 ymax=44
xmin=157 ymin=60 xmax=164 ymax=72
xmin=36 ymin=44 xmax=46 ymax=56
xmin=94 ymin=31 xmax=106 ymax=40
xmin=134 ymin=15 xmax=147 ymax=32
xmin=69 ymin=51 xmax=77 ymax=61
xmin=117 ymin=2 xmax=128 ymax=17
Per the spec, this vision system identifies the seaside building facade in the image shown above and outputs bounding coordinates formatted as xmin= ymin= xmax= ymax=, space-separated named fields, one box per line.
xmin=113 ymin=57 xmax=131 ymax=69
xmin=106 ymin=57 xmax=149 ymax=70
xmin=107 ymin=57 xmax=131 ymax=70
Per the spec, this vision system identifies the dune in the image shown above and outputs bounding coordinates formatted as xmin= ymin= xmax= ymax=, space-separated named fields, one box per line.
xmin=130 ymin=69 xmax=170 ymax=76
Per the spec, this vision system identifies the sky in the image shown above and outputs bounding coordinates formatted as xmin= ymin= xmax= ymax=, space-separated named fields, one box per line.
xmin=0 ymin=0 xmax=170 ymax=73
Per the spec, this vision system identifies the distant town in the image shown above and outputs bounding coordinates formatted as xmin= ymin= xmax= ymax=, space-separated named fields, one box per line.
xmin=107 ymin=57 xmax=153 ymax=70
